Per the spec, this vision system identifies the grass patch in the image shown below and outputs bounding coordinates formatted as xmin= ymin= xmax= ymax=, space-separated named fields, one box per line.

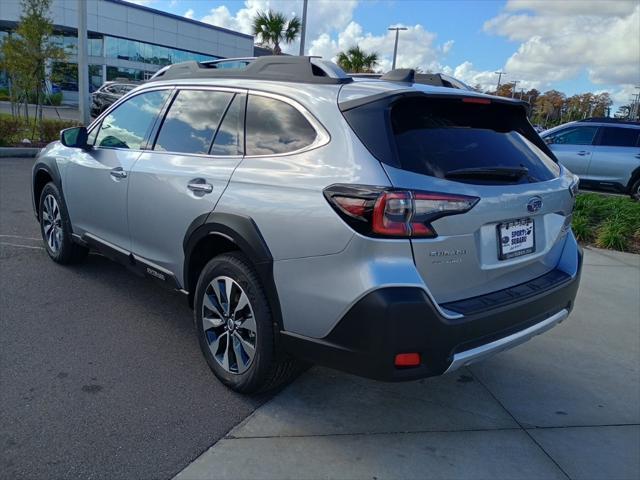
xmin=0 ymin=113 xmax=80 ymax=147
xmin=573 ymin=192 xmax=640 ymax=253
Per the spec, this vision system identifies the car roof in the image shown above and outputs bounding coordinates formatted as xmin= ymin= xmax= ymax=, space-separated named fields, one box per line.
xmin=543 ymin=120 xmax=640 ymax=135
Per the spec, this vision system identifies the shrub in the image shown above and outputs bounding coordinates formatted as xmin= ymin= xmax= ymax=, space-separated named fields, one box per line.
xmin=47 ymin=92 xmax=63 ymax=106
xmin=571 ymin=213 xmax=591 ymax=242
xmin=41 ymin=118 xmax=81 ymax=143
xmin=573 ymin=193 xmax=640 ymax=253
xmin=595 ymin=217 xmax=630 ymax=251
xmin=0 ymin=115 xmax=25 ymax=146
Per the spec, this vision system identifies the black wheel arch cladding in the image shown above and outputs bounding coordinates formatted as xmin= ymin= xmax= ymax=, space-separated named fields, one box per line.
xmin=183 ymin=212 xmax=284 ymax=329
xmin=32 ymin=158 xmax=63 ymax=219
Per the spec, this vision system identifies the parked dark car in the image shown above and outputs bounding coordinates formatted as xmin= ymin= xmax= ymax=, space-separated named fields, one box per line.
xmin=90 ymin=81 xmax=138 ymax=118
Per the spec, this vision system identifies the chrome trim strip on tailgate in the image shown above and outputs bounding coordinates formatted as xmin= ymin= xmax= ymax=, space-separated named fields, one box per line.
xmin=444 ymin=308 xmax=569 ymax=374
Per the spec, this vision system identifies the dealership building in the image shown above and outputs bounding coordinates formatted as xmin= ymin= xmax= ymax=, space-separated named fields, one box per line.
xmin=0 ymin=0 xmax=255 ymax=102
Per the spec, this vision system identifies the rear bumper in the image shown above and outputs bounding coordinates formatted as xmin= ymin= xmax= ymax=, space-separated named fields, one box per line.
xmin=281 ymin=246 xmax=582 ymax=381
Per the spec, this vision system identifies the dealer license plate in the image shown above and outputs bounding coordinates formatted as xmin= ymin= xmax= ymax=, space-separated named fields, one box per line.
xmin=498 ymin=218 xmax=535 ymax=260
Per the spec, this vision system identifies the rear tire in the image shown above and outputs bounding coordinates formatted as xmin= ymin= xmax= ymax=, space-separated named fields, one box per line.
xmin=194 ymin=252 xmax=301 ymax=393
xmin=39 ymin=182 xmax=88 ymax=264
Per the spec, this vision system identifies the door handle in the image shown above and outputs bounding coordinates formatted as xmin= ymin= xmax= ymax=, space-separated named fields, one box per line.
xmin=577 ymin=151 xmax=589 ymax=156
xmin=110 ymin=167 xmax=127 ymax=179
xmin=187 ymin=180 xmax=213 ymax=194
xmin=635 ymin=153 xmax=640 ymax=159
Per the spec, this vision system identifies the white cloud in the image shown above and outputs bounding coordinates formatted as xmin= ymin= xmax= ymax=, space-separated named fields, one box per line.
xmin=483 ymin=1 xmax=640 ymax=88
xmin=184 ymin=8 xmax=194 ymax=19
xmin=308 ymin=21 xmax=443 ymax=73
xmin=441 ymin=61 xmax=505 ymax=91
xmin=195 ymin=0 xmax=450 ymax=75
xmin=199 ymin=0 xmax=358 ymax=55
xmin=504 ymin=0 xmax=637 ymax=17
xmin=441 ymin=40 xmax=454 ymax=55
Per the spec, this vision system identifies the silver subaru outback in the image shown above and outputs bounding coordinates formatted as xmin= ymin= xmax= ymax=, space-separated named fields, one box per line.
xmin=31 ymin=56 xmax=582 ymax=393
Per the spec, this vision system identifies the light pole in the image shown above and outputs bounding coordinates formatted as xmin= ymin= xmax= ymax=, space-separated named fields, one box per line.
xmin=299 ymin=0 xmax=308 ymax=56
xmin=77 ymin=0 xmax=90 ymax=125
xmin=511 ymin=80 xmax=519 ymax=98
xmin=388 ymin=26 xmax=407 ymax=70
xmin=494 ymin=71 xmax=506 ymax=92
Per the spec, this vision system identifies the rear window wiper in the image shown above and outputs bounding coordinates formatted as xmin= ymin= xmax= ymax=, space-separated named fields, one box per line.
xmin=445 ymin=166 xmax=530 ymax=181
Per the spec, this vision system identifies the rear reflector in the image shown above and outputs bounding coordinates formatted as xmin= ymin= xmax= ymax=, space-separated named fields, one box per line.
xmin=395 ymin=353 xmax=421 ymax=367
xmin=462 ymin=97 xmax=491 ymax=104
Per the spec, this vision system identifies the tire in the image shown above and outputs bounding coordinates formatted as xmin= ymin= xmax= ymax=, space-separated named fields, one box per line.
xmin=194 ymin=252 xmax=301 ymax=393
xmin=39 ymin=182 xmax=88 ymax=264
xmin=630 ymin=178 xmax=640 ymax=201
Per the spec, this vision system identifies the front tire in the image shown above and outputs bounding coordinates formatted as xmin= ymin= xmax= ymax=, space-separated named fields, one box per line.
xmin=194 ymin=252 xmax=300 ymax=393
xmin=630 ymin=178 xmax=640 ymax=201
xmin=39 ymin=182 xmax=88 ymax=264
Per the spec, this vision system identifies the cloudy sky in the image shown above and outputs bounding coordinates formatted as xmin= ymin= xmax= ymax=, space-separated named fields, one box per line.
xmin=129 ymin=0 xmax=639 ymax=105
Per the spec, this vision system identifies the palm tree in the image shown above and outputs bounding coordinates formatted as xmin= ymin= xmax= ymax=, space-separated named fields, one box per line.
xmin=336 ymin=46 xmax=379 ymax=73
xmin=252 ymin=10 xmax=301 ymax=55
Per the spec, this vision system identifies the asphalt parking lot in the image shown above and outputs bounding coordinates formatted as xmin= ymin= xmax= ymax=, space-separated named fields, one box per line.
xmin=0 ymin=157 xmax=268 ymax=479
xmin=2 ymin=156 xmax=639 ymax=479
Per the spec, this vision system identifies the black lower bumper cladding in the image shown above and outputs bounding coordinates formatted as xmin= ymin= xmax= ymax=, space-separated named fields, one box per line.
xmin=281 ymin=249 xmax=583 ymax=381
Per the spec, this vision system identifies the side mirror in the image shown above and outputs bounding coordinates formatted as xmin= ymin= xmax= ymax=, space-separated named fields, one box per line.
xmin=60 ymin=126 xmax=89 ymax=149
xmin=544 ymin=136 xmax=553 ymax=145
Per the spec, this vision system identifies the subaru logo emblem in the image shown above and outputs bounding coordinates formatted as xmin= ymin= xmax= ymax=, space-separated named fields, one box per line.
xmin=527 ymin=196 xmax=543 ymax=213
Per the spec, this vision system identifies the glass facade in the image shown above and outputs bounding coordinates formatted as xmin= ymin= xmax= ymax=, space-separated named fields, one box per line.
xmin=106 ymin=66 xmax=149 ymax=82
xmin=1 ymin=24 xmax=224 ymax=99
xmin=51 ymin=62 xmax=104 ymax=92
xmin=51 ymin=32 xmax=103 ymax=57
xmin=104 ymin=36 xmax=218 ymax=66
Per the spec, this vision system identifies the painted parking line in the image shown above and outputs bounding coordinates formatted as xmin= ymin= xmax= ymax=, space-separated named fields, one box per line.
xmin=0 ymin=234 xmax=42 ymax=241
xmin=0 ymin=242 xmax=44 ymax=250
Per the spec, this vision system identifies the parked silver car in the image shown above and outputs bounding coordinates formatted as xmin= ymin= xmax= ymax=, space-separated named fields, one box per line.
xmin=542 ymin=118 xmax=640 ymax=198
xmin=31 ymin=57 xmax=582 ymax=393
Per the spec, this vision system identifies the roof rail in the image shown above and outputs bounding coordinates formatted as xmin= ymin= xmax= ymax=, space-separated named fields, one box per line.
xmin=579 ymin=117 xmax=640 ymax=125
xmin=148 ymin=56 xmax=353 ymax=84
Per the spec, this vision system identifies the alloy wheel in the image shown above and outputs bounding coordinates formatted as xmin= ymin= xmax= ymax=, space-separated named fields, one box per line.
xmin=202 ymin=276 xmax=257 ymax=374
xmin=42 ymin=194 xmax=62 ymax=253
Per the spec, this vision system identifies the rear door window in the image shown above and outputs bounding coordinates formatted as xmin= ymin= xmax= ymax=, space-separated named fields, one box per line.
xmin=211 ymin=93 xmax=245 ymax=156
xmin=388 ymin=97 xmax=559 ymax=183
xmin=598 ymin=127 xmax=640 ymax=147
xmin=154 ymin=89 xmax=233 ymax=154
xmin=245 ymin=95 xmax=317 ymax=156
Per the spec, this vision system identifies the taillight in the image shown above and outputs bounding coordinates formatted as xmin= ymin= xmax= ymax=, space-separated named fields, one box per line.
xmin=324 ymin=185 xmax=479 ymax=238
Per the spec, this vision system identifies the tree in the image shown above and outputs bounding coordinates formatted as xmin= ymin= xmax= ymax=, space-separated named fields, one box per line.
xmin=252 ymin=10 xmax=301 ymax=55
xmin=533 ymin=90 xmax=566 ymax=127
xmin=0 ymin=0 xmax=65 ymax=138
xmin=336 ymin=46 xmax=379 ymax=73
xmin=495 ymin=83 xmax=514 ymax=98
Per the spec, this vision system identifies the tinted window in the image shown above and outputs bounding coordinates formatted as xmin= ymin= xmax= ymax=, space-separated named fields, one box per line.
xmin=154 ymin=90 xmax=233 ymax=154
xmin=95 ymin=90 xmax=168 ymax=149
xmin=387 ymin=97 xmax=559 ymax=183
xmin=551 ymin=126 xmax=598 ymax=145
xmin=245 ymin=95 xmax=317 ymax=155
xmin=599 ymin=127 xmax=640 ymax=147
xmin=211 ymin=93 xmax=245 ymax=156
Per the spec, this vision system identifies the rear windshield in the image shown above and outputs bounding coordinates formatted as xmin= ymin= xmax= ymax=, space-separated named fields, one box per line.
xmin=343 ymin=95 xmax=560 ymax=184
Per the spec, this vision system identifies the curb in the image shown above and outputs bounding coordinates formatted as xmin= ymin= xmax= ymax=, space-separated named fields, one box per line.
xmin=0 ymin=147 xmax=41 ymax=158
